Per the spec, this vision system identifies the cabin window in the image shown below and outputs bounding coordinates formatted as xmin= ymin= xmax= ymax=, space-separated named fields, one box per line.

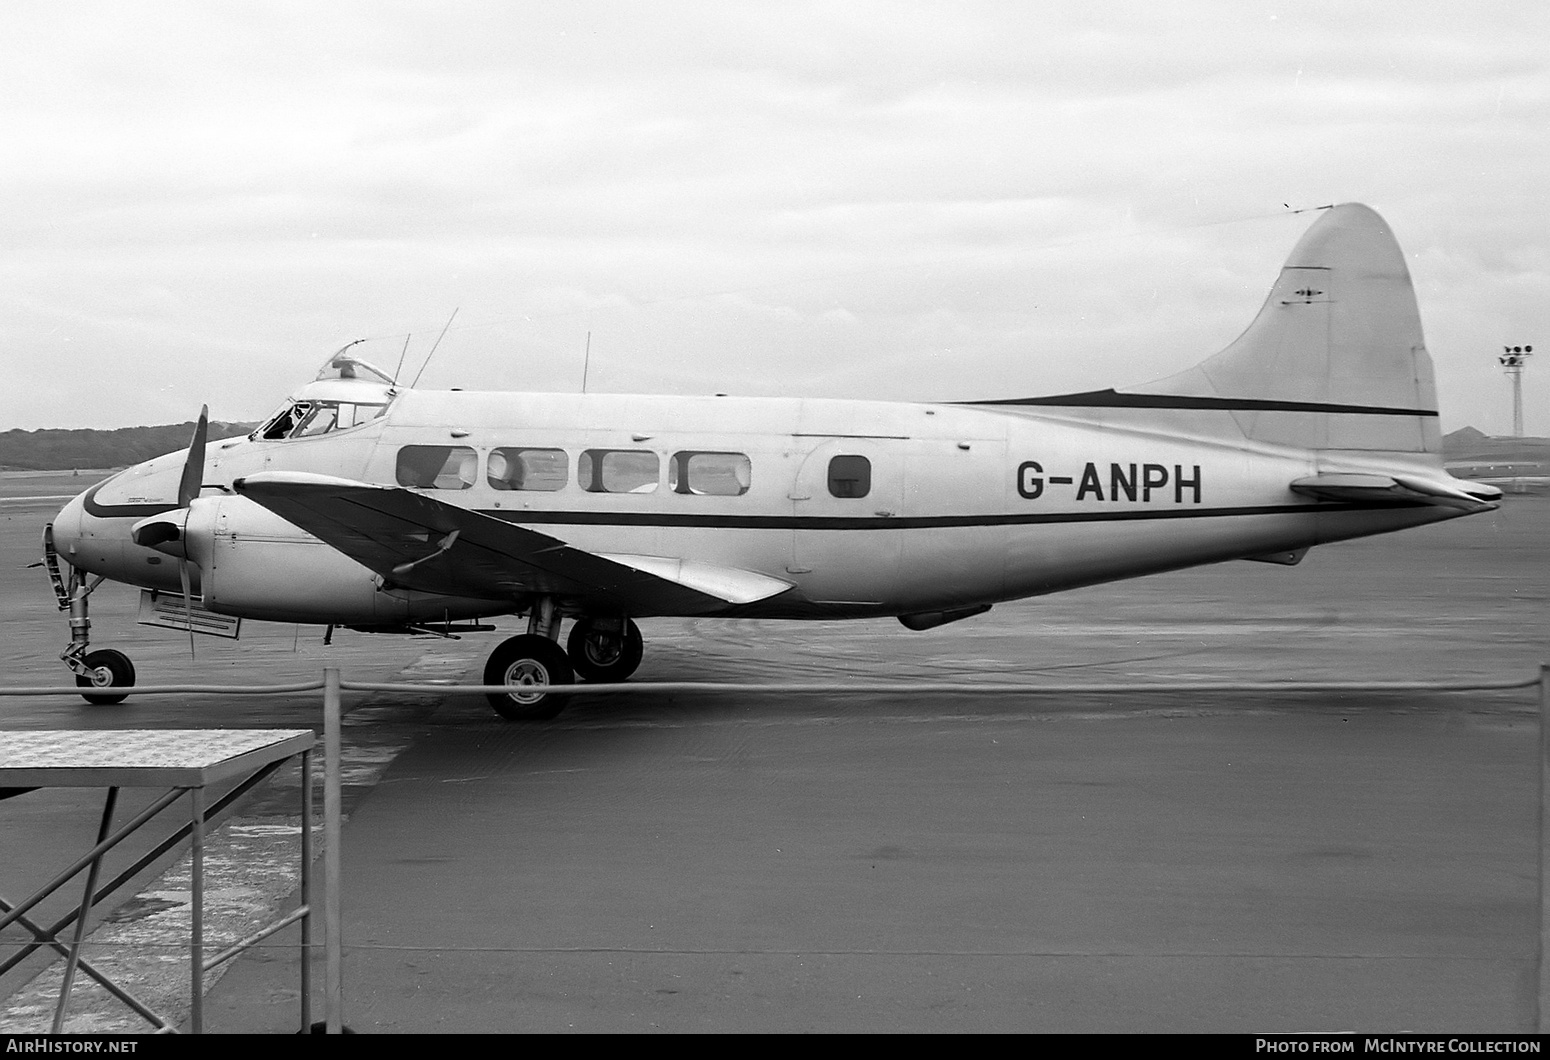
xmin=669 ymin=451 xmax=751 ymax=496
xmin=579 ymin=449 xmax=658 ymax=494
xmin=396 ymin=445 xmax=478 ymax=490
xmin=488 ymin=447 xmax=568 ymax=491
xmin=827 ymin=455 xmax=871 ymax=498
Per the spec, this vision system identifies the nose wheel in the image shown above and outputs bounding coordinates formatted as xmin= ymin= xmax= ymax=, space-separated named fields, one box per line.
xmin=75 ymin=649 xmax=137 ymax=706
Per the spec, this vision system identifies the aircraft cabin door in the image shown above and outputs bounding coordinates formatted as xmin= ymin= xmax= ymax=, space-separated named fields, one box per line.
xmin=787 ymin=437 xmax=904 ymax=607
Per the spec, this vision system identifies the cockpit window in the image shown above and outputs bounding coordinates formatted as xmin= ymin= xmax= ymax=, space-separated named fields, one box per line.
xmin=256 ymin=400 xmax=388 ymax=440
xmin=258 ymin=402 xmax=308 ymax=440
xmin=290 ymin=402 xmax=336 ymax=438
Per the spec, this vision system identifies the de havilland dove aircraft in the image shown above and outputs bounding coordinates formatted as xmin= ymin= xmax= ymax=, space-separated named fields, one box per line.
xmin=42 ymin=203 xmax=1501 ymax=719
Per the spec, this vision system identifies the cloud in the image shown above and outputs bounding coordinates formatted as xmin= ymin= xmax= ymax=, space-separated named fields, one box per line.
xmin=0 ymin=0 xmax=1545 ymax=432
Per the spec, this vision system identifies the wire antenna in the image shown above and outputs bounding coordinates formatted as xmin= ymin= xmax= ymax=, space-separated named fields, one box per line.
xmin=581 ymin=331 xmax=592 ymax=394
xmin=410 ymin=308 xmax=459 ymax=389
xmin=393 ymin=333 xmax=412 ymax=387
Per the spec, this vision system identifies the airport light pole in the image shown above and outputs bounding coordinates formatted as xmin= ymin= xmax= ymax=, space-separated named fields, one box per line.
xmin=1500 ymin=345 xmax=1533 ymax=437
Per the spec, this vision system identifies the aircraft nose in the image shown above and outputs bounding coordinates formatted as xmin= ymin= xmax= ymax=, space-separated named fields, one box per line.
xmin=50 ymin=488 xmax=86 ymax=561
xmin=48 ymin=483 xmax=138 ymax=585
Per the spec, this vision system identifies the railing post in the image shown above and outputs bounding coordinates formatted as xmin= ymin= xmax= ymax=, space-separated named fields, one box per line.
xmin=323 ymin=667 xmax=343 ymax=1034
xmin=299 ymin=747 xmax=313 ymax=1032
xmin=189 ymin=787 xmax=204 ymax=1034
xmin=1539 ymin=663 xmax=1550 ymax=1032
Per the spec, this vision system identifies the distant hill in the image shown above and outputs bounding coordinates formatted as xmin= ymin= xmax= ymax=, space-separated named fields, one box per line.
xmin=1444 ymin=425 xmax=1491 ymax=448
xmin=0 ymin=422 xmax=256 ymax=472
xmin=1442 ymin=428 xmax=1550 ymax=496
xmin=1442 ymin=427 xmax=1550 ymax=468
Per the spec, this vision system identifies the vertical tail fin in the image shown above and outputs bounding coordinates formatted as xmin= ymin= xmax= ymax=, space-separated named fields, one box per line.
xmin=1132 ymin=203 xmax=1440 ymax=453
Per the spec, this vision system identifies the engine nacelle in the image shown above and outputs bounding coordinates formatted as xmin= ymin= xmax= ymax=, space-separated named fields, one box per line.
xmin=185 ymin=496 xmax=494 ymax=625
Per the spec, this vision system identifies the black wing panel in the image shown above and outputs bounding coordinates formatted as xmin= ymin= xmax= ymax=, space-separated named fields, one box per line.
xmin=232 ymin=473 xmax=782 ymax=615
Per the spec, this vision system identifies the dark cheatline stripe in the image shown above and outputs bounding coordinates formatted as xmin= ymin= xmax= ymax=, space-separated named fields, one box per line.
xmin=80 ymin=478 xmax=1426 ymax=530
xmin=960 ymin=388 xmax=1439 ymax=418
xmin=82 ymin=480 xmax=180 ymax=519
xmin=484 ymin=500 xmax=1423 ymax=532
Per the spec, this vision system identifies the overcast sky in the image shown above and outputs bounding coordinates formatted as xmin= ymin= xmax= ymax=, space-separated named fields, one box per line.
xmin=3 ymin=1 xmax=1545 ymax=433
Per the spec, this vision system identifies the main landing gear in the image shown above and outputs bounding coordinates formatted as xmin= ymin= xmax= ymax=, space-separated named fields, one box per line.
xmin=482 ymin=602 xmax=643 ymax=721
xmin=566 ymin=616 xmax=644 ymax=683
xmin=44 ymin=525 xmax=137 ymax=705
xmin=483 ymin=635 xmax=572 ymax=721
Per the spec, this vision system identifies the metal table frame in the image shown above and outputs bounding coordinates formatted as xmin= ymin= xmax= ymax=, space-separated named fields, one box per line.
xmin=0 ymin=729 xmax=316 ymax=1034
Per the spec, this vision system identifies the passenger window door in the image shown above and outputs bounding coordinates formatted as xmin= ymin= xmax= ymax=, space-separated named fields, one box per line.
xmin=579 ymin=449 xmax=659 ymax=494
xmin=396 ymin=445 xmax=478 ymax=489
xmin=489 ymin=447 xmax=568 ymax=491
xmin=669 ymin=451 xmax=752 ymax=496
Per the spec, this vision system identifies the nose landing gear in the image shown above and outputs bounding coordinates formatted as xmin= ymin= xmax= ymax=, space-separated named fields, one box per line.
xmin=75 ymin=649 xmax=137 ymax=706
xmin=44 ymin=526 xmax=137 ymax=706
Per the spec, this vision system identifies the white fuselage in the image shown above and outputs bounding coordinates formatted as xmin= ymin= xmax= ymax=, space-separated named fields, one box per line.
xmin=51 ymin=388 xmax=1458 ymax=626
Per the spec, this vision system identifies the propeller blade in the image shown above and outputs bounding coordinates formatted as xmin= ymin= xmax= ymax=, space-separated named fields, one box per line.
xmin=178 ymin=552 xmax=196 ymax=660
xmin=178 ymin=405 xmax=209 ymax=508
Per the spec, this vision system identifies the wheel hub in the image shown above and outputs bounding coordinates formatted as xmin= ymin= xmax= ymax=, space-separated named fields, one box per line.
xmin=583 ymin=634 xmax=623 ymax=667
xmin=502 ymin=660 xmax=550 ymax=704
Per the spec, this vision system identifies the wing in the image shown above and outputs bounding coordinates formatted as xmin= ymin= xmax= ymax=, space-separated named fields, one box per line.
xmin=232 ymin=472 xmax=791 ymax=616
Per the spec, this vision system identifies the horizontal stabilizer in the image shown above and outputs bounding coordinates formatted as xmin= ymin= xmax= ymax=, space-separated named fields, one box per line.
xmin=1289 ymin=472 xmax=1501 ymax=512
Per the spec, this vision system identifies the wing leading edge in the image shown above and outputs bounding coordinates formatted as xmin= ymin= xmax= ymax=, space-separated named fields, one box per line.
xmin=231 ymin=472 xmax=792 ymax=616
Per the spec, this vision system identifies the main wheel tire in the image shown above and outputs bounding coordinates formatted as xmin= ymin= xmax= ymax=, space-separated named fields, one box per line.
xmin=484 ymin=634 xmax=573 ymax=721
xmin=76 ymin=649 xmax=136 ymax=706
xmin=566 ymin=618 xmax=644 ymax=683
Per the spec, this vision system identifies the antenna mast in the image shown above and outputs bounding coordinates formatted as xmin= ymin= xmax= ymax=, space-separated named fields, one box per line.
xmin=393 ymin=333 xmax=412 ymax=387
xmin=410 ymin=308 xmax=459 ymax=389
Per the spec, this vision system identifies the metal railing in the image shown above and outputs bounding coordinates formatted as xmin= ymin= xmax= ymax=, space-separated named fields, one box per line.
xmin=3 ymin=673 xmax=1540 ymax=698
xmin=3 ymin=664 xmax=1549 ymax=1032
